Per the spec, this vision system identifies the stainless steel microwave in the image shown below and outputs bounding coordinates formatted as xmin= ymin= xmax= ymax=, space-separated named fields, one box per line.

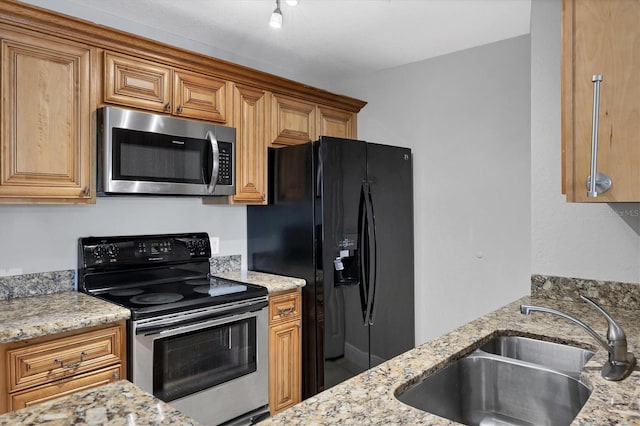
xmin=98 ymin=106 xmax=235 ymax=196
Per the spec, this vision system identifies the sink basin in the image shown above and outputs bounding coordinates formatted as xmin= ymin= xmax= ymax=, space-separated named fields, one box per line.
xmin=397 ymin=352 xmax=592 ymax=426
xmin=480 ymin=335 xmax=595 ymax=377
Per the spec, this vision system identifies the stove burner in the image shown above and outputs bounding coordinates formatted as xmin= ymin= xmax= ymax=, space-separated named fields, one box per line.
xmin=109 ymin=288 xmax=144 ymax=297
xmin=185 ymin=278 xmax=210 ymax=286
xmin=130 ymin=292 xmax=184 ymax=305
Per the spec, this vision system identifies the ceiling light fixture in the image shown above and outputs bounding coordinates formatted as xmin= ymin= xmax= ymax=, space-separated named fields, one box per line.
xmin=270 ymin=0 xmax=283 ymax=29
xmin=285 ymin=0 xmax=298 ymax=6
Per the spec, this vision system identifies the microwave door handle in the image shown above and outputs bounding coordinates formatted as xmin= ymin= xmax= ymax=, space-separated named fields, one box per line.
xmin=205 ymin=131 xmax=220 ymax=194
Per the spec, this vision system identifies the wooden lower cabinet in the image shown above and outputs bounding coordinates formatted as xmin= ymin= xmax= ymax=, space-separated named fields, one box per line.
xmin=0 ymin=321 xmax=126 ymax=413
xmin=268 ymin=289 xmax=302 ymax=415
xmin=10 ymin=366 xmax=121 ymax=410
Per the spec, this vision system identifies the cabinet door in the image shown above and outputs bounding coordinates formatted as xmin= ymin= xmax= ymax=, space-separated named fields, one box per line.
xmin=173 ymin=70 xmax=229 ymax=123
xmin=104 ymin=52 xmax=172 ymax=113
xmin=562 ymin=0 xmax=640 ymax=202
xmin=271 ymin=94 xmax=316 ymax=147
xmin=0 ymin=30 xmax=93 ymax=203
xmin=268 ymin=320 xmax=301 ymax=414
xmin=317 ymin=106 xmax=357 ymax=139
xmin=232 ymin=85 xmax=270 ymax=204
xmin=9 ymin=366 xmax=121 ymax=411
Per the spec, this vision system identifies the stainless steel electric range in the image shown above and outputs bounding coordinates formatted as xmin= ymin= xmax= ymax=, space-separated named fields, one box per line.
xmin=78 ymin=232 xmax=269 ymax=426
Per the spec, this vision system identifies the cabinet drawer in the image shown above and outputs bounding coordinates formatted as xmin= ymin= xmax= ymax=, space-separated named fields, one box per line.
xmin=269 ymin=290 xmax=301 ymax=324
xmin=8 ymin=326 xmax=123 ymax=392
xmin=9 ymin=365 xmax=121 ymax=411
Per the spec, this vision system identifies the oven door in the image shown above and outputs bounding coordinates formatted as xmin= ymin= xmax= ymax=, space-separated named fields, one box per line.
xmin=132 ymin=300 xmax=268 ymax=425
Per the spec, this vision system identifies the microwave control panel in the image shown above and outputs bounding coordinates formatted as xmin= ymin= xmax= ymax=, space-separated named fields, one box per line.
xmin=217 ymin=142 xmax=233 ymax=185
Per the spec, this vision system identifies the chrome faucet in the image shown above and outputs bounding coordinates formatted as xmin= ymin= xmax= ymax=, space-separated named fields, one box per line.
xmin=520 ymin=295 xmax=636 ymax=381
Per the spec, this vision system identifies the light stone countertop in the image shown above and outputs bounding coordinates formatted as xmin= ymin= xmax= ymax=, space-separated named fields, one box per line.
xmin=0 ymin=380 xmax=201 ymax=425
xmin=0 ymin=291 xmax=131 ymax=344
xmin=261 ymin=296 xmax=640 ymax=425
xmin=214 ymin=270 xmax=306 ymax=294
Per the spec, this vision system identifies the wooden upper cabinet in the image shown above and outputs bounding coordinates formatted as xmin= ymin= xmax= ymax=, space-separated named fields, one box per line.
xmin=231 ymin=85 xmax=270 ymax=204
xmin=317 ymin=106 xmax=358 ymax=139
xmin=562 ymin=0 xmax=640 ymax=202
xmin=104 ymin=51 xmax=171 ymax=113
xmin=271 ymin=94 xmax=316 ymax=147
xmin=173 ymin=70 xmax=230 ymax=122
xmin=0 ymin=28 xmax=94 ymax=203
xmin=104 ymin=52 xmax=229 ymax=123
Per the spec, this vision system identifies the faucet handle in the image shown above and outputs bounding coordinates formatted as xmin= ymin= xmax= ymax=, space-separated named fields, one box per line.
xmin=580 ymin=295 xmax=626 ymax=341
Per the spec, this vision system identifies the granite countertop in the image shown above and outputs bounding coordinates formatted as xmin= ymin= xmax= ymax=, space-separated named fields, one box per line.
xmin=215 ymin=270 xmax=306 ymax=294
xmin=261 ymin=296 xmax=640 ymax=425
xmin=0 ymin=291 xmax=131 ymax=344
xmin=0 ymin=380 xmax=201 ymax=426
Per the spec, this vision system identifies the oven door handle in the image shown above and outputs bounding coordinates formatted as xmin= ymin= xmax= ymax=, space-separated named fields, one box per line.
xmin=135 ymin=301 xmax=267 ymax=336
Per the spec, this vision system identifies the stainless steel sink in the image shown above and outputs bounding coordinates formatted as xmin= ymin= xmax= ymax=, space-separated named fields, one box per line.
xmin=480 ymin=335 xmax=595 ymax=378
xmin=397 ymin=352 xmax=592 ymax=426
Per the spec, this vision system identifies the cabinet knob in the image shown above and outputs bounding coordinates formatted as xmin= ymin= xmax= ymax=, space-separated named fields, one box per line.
xmin=82 ymin=186 xmax=89 ymax=196
xmin=296 ymin=320 xmax=301 ymax=328
xmin=177 ymin=105 xmax=183 ymax=114
xmin=164 ymin=102 xmax=171 ymax=111
xmin=113 ymin=371 xmax=120 ymax=380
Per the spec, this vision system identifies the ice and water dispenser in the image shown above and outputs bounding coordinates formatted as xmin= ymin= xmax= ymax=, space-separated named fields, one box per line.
xmin=333 ymin=248 xmax=360 ymax=286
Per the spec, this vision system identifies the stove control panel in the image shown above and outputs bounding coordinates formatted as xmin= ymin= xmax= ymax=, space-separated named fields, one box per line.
xmin=79 ymin=233 xmax=211 ymax=268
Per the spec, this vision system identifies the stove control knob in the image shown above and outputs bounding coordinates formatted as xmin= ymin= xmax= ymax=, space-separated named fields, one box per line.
xmin=106 ymin=244 xmax=119 ymax=257
xmin=91 ymin=245 xmax=105 ymax=258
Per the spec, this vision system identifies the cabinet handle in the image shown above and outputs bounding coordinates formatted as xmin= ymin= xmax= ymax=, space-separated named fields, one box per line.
xmin=586 ymin=74 xmax=612 ymax=197
xmin=55 ymin=351 xmax=87 ymax=369
xmin=278 ymin=305 xmax=295 ymax=316
xmin=177 ymin=105 xmax=183 ymax=114
xmin=296 ymin=320 xmax=301 ymax=328
xmin=164 ymin=102 xmax=171 ymax=111
xmin=113 ymin=370 xmax=120 ymax=380
xmin=82 ymin=186 xmax=89 ymax=196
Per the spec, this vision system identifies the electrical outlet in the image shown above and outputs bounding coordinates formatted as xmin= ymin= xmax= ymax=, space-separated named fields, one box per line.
xmin=210 ymin=237 xmax=220 ymax=255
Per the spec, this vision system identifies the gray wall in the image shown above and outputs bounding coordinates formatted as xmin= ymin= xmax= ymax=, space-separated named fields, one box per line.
xmin=0 ymin=199 xmax=247 ymax=276
xmin=530 ymin=0 xmax=640 ymax=282
xmin=331 ymin=36 xmax=532 ymax=344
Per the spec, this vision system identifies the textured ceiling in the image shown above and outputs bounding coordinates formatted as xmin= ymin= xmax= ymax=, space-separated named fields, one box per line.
xmin=21 ymin=0 xmax=531 ymax=89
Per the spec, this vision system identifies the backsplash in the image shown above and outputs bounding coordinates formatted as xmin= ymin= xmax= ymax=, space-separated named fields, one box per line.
xmin=531 ymin=274 xmax=640 ymax=310
xmin=0 ymin=270 xmax=74 ymax=300
xmin=210 ymin=255 xmax=241 ymax=274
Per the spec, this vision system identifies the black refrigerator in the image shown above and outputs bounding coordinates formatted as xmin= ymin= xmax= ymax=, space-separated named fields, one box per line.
xmin=247 ymin=136 xmax=414 ymax=399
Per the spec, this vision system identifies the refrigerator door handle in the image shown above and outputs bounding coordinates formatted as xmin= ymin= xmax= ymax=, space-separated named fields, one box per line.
xmin=363 ymin=182 xmax=377 ymax=326
xmin=359 ymin=183 xmax=370 ymax=325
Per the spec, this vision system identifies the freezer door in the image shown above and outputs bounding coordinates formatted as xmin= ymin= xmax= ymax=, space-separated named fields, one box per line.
xmin=317 ymin=137 xmax=370 ymax=391
xmin=366 ymin=143 xmax=415 ymax=367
